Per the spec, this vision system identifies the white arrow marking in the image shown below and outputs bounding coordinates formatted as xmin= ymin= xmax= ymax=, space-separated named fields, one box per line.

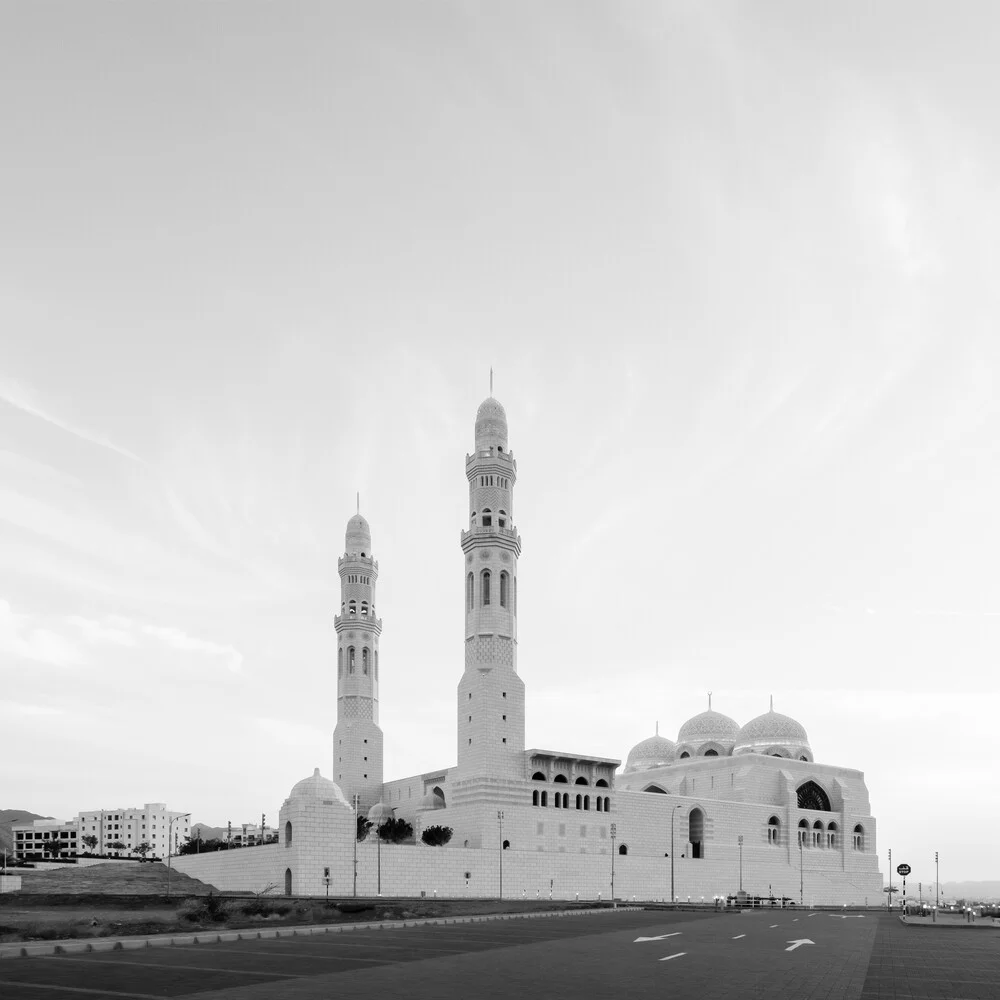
xmin=634 ymin=932 xmax=682 ymax=942
xmin=659 ymin=952 xmax=686 ymax=962
xmin=770 ymin=924 xmax=779 ymax=928
xmin=732 ymin=934 xmax=746 ymax=939
xmin=808 ymin=912 xmax=818 ymax=917
xmin=831 ymin=914 xmax=865 ymax=919
xmin=785 ymin=939 xmax=815 ymax=952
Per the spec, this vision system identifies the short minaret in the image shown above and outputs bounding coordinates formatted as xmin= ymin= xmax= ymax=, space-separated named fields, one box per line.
xmin=332 ymin=507 xmax=383 ymax=812
xmin=455 ymin=393 xmax=525 ymax=784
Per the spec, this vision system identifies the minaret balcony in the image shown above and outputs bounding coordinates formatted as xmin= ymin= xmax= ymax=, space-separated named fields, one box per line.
xmin=461 ymin=525 xmax=521 ymax=553
xmin=334 ymin=613 xmax=383 ymax=632
xmin=337 ymin=554 xmax=379 ymax=571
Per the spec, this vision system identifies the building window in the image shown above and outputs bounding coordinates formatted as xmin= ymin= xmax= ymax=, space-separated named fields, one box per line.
xmin=362 ymin=648 xmax=369 ymax=675
xmin=827 ymin=822 xmax=838 ymax=849
xmin=767 ymin=816 xmax=780 ymax=844
xmin=285 ymin=821 xmax=292 ymax=847
xmin=853 ymin=824 xmax=864 ymax=851
xmin=481 ymin=508 xmax=492 ymax=527
xmin=500 ymin=571 xmax=508 ymax=608
xmin=361 ymin=601 xmax=368 ymax=617
xmin=541 ymin=791 xmax=548 ymax=807
xmin=498 ymin=509 xmax=507 ymax=529
xmin=348 ymin=647 xmax=355 ymax=674
xmin=798 ymin=820 xmax=809 ymax=846
xmin=533 ymin=790 xmax=539 ymax=806
xmin=467 ymin=573 xmax=474 ymax=610
xmin=618 ymin=843 xmax=628 ymax=855
xmin=482 ymin=570 xmax=491 ymax=606
xmin=796 ymin=780 xmax=831 ymax=812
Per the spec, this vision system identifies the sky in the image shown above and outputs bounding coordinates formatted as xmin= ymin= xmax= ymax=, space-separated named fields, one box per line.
xmin=1 ymin=2 xmax=997 ymax=884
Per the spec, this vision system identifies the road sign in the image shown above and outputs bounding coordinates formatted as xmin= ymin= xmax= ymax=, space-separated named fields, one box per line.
xmin=897 ymin=863 xmax=911 ymax=876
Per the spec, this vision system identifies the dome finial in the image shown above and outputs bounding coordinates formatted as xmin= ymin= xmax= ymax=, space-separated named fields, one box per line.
xmin=490 ymin=366 xmax=494 ymax=396
xmin=770 ymin=694 xmax=774 ymax=712
xmin=708 ymin=691 xmax=712 ymax=710
xmin=655 ymin=720 xmax=659 ymax=735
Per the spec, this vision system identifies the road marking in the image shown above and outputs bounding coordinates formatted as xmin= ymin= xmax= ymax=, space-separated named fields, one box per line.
xmin=785 ymin=938 xmax=815 ymax=952
xmin=831 ymin=914 xmax=865 ymax=919
xmin=792 ymin=918 xmax=799 ymax=922
xmin=732 ymin=934 xmax=746 ymax=939
xmin=634 ymin=933 xmax=682 ymax=942
xmin=809 ymin=912 xmax=818 ymax=917
xmin=0 ymin=979 xmax=161 ymax=998
xmin=770 ymin=924 xmax=779 ymax=928
xmin=659 ymin=952 xmax=686 ymax=962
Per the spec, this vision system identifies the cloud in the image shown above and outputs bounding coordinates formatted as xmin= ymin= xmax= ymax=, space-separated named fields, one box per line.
xmin=0 ymin=599 xmax=86 ymax=667
xmin=0 ymin=702 xmax=65 ymax=718
xmin=65 ymin=615 xmax=137 ymax=646
xmin=140 ymin=624 xmax=243 ymax=673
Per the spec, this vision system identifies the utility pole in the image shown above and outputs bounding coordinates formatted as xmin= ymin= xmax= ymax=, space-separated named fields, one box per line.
xmin=935 ymin=851 xmax=939 ymax=909
xmin=738 ymin=835 xmax=744 ymax=893
xmin=353 ymin=794 xmax=358 ymax=898
xmin=887 ymin=848 xmax=892 ymax=912
xmin=497 ymin=811 xmax=504 ymax=901
xmin=610 ymin=822 xmax=617 ymax=906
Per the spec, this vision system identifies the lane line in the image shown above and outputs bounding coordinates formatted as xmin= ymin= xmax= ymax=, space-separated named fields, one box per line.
xmin=0 ymin=980 xmax=161 ymax=999
xmin=770 ymin=924 xmax=779 ymax=928
xmin=39 ymin=955 xmax=306 ymax=977
xmin=659 ymin=952 xmax=686 ymax=962
xmin=732 ymin=934 xmax=746 ymax=939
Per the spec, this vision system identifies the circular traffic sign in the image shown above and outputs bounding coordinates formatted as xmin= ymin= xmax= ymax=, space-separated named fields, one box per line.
xmin=897 ymin=863 xmax=911 ymax=876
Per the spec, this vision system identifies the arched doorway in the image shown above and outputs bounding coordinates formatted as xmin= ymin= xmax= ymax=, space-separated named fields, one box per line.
xmin=284 ymin=868 xmax=292 ymax=896
xmin=689 ymin=808 xmax=705 ymax=859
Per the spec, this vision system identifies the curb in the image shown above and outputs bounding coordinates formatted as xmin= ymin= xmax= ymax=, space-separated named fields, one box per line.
xmin=898 ymin=915 xmax=1000 ymax=932
xmin=0 ymin=905 xmax=644 ymax=959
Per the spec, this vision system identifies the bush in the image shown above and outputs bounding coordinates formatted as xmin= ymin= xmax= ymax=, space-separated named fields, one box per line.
xmin=421 ymin=825 xmax=453 ymax=847
xmin=377 ymin=817 xmax=414 ymax=844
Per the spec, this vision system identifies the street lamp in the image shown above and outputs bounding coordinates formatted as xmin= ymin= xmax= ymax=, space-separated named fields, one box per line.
xmin=670 ymin=805 xmax=683 ymax=904
xmin=610 ymin=822 xmax=617 ymax=906
xmin=935 ymin=851 xmax=939 ymax=909
xmin=738 ymin=835 xmax=744 ymax=893
xmin=497 ymin=811 xmax=504 ymax=901
xmin=799 ymin=832 xmax=804 ymax=905
xmin=166 ymin=813 xmax=191 ymax=898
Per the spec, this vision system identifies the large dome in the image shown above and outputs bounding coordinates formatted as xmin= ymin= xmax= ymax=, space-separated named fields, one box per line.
xmin=733 ymin=708 xmax=812 ymax=760
xmin=288 ymin=768 xmax=350 ymax=807
xmin=624 ymin=733 xmax=676 ymax=773
xmin=345 ymin=513 xmax=372 ymax=556
xmin=475 ymin=396 xmax=508 ymax=452
xmin=677 ymin=709 xmax=740 ymax=744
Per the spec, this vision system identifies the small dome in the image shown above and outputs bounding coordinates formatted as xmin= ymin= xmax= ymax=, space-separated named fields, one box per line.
xmin=624 ymin=733 xmax=676 ymax=773
xmin=733 ymin=709 xmax=811 ymax=758
xmin=475 ymin=396 xmax=508 ymax=452
xmin=366 ymin=802 xmax=394 ymax=824
xmin=288 ymin=768 xmax=350 ymax=807
xmin=677 ymin=710 xmax=740 ymax=745
xmin=417 ymin=791 xmax=446 ymax=811
xmin=345 ymin=513 xmax=372 ymax=556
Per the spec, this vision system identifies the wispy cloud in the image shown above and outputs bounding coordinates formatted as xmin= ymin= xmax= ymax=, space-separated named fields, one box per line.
xmin=0 ymin=599 xmax=86 ymax=667
xmin=140 ymin=624 xmax=243 ymax=672
xmin=65 ymin=615 xmax=137 ymax=646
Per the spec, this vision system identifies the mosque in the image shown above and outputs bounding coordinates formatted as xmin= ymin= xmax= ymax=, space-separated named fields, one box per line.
xmin=173 ymin=392 xmax=883 ymax=904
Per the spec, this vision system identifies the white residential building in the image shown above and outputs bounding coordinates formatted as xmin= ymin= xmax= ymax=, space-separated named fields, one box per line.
xmin=12 ymin=819 xmax=78 ymax=860
xmin=75 ymin=803 xmax=190 ymax=858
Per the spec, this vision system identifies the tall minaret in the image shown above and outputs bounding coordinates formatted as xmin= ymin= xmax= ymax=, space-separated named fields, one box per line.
xmin=333 ymin=508 xmax=383 ymax=812
xmin=455 ymin=392 xmax=525 ymax=784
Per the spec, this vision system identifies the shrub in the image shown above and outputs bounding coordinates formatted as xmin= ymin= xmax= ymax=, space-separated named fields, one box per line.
xmin=421 ymin=825 xmax=453 ymax=847
xmin=377 ymin=817 xmax=414 ymax=844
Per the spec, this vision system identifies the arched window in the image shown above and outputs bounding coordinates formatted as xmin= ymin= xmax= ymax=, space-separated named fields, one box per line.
xmin=596 ymin=797 xmax=602 ymax=812
xmin=798 ymin=819 xmax=809 ymax=846
xmin=642 ymin=784 xmax=667 ymax=794
xmin=467 ymin=573 xmax=474 ymax=611
xmin=361 ymin=601 xmax=368 ymax=617
xmin=337 ymin=649 xmax=343 ymax=677
xmin=500 ymin=571 xmax=508 ymax=608
xmin=575 ymin=776 xmax=589 ymax=785
xmin=541 ymin=791 xmax=547 ymax=807
xmin=285 ymin=868 xmax=292 ymax=896
xmin=349 ymin=600 xmax=356 ymax=616
xmin=482 ymin=570 xmax=491 ymax=606
xmin=554 ymin=793 xmax=561 ymax=809
xmin=813 ymin=820 xmax=823 ymax=847
xmin=532 ymin=790 xmax=539 ymax=806
xmin=796 ymin=780 xmax=831 ymax=811
xmin=618 ymin=843 xmax=628 ymax=855
xmin=532 ymin=771 xmax=546 ymax=781
xmin=502 ymin=839 xmax=510 ymax=850
xmin=853 ymin=824 xmax=864 ymax=851
xmin=767 ymin=816 xmax=780 ymax=845
xmin=471 ymin=511 xmax=477 ymax=526
xmin=703 ymin=749 xmax=719 ymax=757
xmin=348 ymin=647 xmax=355 ymax=674
xmin=285 ymin=821 xmax=292 ymax=847
xmin=827 ymin=822 xmax=838 ymax=848
xmin=481 ymin=508 xmax=492 ymax=527
xmin=553 ymin=774 xmax=568 ymax=783
xmin=689 ymin=808 xmax=705 ymax=859
xmin=595 ymin=778 xmax=609 ymax=787
xmin=341 ymin=601 xmax=345 ymax=615
xmin=362 ymin=648 xmax=369 ymax=675
xmin=498 ymin=509 xmax=507 ymax=528
xmin=679 ymin=751 xmax=690 ymax=759
xmin=575 ymin=794 xmax=582 ymax=810
xmin=584 ymin=795 xmax=590 ymax=810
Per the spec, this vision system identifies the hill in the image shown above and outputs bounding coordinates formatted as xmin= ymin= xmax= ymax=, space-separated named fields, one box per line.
xmin=0 ymin=809 xmax=54 ymax=857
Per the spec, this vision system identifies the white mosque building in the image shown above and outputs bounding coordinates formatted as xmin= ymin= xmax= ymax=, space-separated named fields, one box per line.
xmin=173 ymin=393 xmax=883 ymax=904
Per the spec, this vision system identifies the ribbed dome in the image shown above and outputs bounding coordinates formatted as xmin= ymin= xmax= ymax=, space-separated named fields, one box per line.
xmin=475 ymin=396 xmax=508 ymax=452
xmin=624 ymin=733 xmax=676 ymax=773
xmin=345 ymin=513 xmax=372 ymax=556
xmin=733 ymin=709 xmax=812 ymax=759
xmin=417 ymin=791 xmax=446 ymax=811
xmin=288 ymin=768 xmax=350 ymax=807
xmin=677 ymin=710 xmax=740 ymax=745
xmin=366 ymin=802 xmax=394 ymax=825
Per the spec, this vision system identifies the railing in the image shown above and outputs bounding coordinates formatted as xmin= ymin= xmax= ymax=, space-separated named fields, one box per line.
xmin=461 ymin=526 xmax=520 ymax=543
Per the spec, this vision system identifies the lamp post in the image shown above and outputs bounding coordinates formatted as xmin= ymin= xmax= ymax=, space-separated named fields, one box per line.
xmin=670 ymin=805 xmax=683 ymax=904
xmin=738 ymin=835 xmax=744 ymax=893
xmin=610 ymin=822 xmax=617 ymax=906
xmin=166 ymin=813 xmax=191 ymax=898
xmin=887 ymin=848 xmax=892 ymax=912
xmin=497 ymin=811 xmax=504 ymax=901
xmin=799 ymin=833 xmax=804 ymax=905
xmin=935 ymin=851 xmax=939 ymax=909
xmin=353 ymin=794 xmax=358 ymax=898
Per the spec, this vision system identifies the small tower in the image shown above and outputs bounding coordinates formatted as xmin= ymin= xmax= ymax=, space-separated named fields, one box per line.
xmin=455 ymin=393 xmax=525 ymax=785
xmin=332 ymin=508 xmax=383 ymax=812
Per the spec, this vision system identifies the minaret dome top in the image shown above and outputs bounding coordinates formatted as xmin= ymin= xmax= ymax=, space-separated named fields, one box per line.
xmin=475 ymin=396 xmax=508 ymax=452
xmin=345 ymin=513 xmax=372 ymax=556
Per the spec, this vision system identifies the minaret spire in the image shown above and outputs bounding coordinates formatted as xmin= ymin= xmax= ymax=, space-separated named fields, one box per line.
xmin=770 ymin=694 xmax=774 ymax=712
xmin=655 ymin=721 xmax=659 ymax=736
xmin=708 ymin=691 xmax=712 ymax=711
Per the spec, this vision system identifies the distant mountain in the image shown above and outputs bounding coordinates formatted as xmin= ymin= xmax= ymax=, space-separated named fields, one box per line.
xmin=0 ymin=809 xmax=54 ymax=856
xmin=190 ymin=823 xmax=229 ymax=842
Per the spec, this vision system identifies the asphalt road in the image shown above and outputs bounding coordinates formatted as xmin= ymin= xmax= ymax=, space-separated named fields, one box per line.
xmin=0 ymin=908 xmax=996 ymax=999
